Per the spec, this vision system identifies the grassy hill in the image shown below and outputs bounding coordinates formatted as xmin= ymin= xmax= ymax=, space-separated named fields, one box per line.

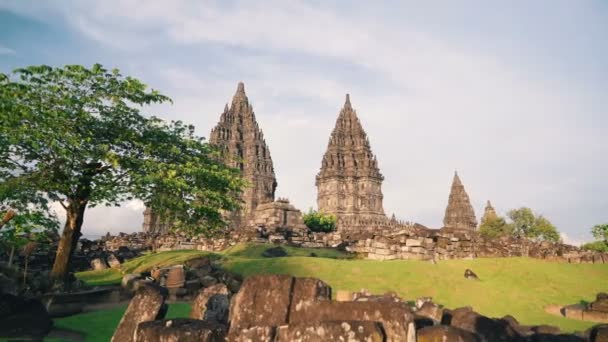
xmin=65 ymin=243 xmax=608 ymax=340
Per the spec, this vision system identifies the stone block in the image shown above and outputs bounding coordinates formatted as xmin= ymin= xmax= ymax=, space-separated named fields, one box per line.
xmin=584 ymin=310 xmax=608 ymax=323
xmin=289 ymin=299 xmax=415 ymax=341
xmin=275 ymin=321 xmax=385 ymax=341
xmin=405 ymin=238 xmax=422 ymax=247
xmin=229 ymin=326 xmax=275 ymax=342
xmin=228 ymin=275 xmax=293 ymax=334
xmin=564 ymin=304 xmax=585 ymax=320
xmin=112 ymin=283 xmax=168 ymax=342
xmin=135 ymin=319 xmax=226 ymax=342
xmin=190 ymin=284 xmax=229 ymax=324
xmin=90 ymin=258 xmax=108 ymax=271
xmin=417 ymin=325 xmax=479 ymax=342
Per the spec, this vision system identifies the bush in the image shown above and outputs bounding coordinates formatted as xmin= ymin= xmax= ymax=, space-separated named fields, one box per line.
xmin=479 ymin=216 xmax=510 ymax=238
xmin=303 ymin=209 xmax=336 ymax=233
xmin=581 ymin=241 xmax=608 ymax=253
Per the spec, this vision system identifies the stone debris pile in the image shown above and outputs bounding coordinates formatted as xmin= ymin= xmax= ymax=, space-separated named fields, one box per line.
xmin=110 ymin=274 xmax=608 ymax=341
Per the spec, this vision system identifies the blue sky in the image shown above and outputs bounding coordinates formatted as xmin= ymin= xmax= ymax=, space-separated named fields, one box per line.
xmin=1 ymin=1 xmax=607 ymax=243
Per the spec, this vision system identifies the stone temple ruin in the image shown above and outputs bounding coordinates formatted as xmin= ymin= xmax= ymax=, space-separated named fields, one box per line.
xmin=208 ymin=82 xmax=278 ymax=228
xmin=443 ymin=171 xmax=477 ymax=230
xmin=134 ymin=82 xmax=608 ymax=264
xmin=316 ymin=94 xmax=385 ymax=222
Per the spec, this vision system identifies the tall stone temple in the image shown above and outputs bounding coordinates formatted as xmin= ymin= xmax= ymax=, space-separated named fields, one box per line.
xmin=443 ymin=171 xmax=477 ymax=230
xmin=316 ymin=94 xmax=385 ymax=221
xmin=480 ymin=200 xmax=497 ymax=224
xmin=143 ymin=82 xmax=278 ymax=233
xmin=209 ymin=82 xmax=278 ymax=226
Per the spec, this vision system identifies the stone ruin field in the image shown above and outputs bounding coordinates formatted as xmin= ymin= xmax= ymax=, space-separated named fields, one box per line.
xmin=31 ymin=243 xmax=606 ymax=341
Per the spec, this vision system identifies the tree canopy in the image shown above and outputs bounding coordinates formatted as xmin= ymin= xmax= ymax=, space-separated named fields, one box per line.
xmin=479 ymin=207 xmax=559 ymax=242
xmin=0 ymin=64 xmax=244 ymax=280
xmin=506 ymin=208 xmax=559 ymax=242
xmin=591 ymin=224 xmax=608 ymax=243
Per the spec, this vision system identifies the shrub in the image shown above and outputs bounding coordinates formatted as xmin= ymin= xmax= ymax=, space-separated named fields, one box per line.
xmin=581 ymin=241 xmax=608 ymax=253
xmin=479 ymin=216 xmax=510 ymax=238
xmin=303 ymin=209 xmax=336 ymax=233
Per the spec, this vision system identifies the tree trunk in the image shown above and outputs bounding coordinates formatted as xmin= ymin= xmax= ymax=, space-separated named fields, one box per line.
xmin=8 ymin=246 xmax=15 ymax=267
xmin=23 ymin=256 xmax=28 ymax=286
xmin=50 ymin=201 xmax=87 ymax=283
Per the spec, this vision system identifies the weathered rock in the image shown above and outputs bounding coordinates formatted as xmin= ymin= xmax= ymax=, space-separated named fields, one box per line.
xmin=588 ymin=324 xmax=608 ymax=342
xmin=231 ymin=326 xmax=275 ymax=342
xmin=448 ymin=307 xmax=520 ymax=342
xmin=289 ymin=298 xmax=416 ymax=341
xmin=165 ymin=265 xmax=186 ymax=289
xmin=228 ymin=275 xmax=293 ymax=334
xmin=591 ymin=293 xmax=608 ymax=312
xmin=262 ymin=246 xmax=288 ymax=258
xmin=185 ymin=256 xmax=212 ymax=269
xmin=416 ymin=297 xmax=433 ymax=309
xmin=417 ymin=325 xmax=480 ymax=342
xmin=107 ymin=253 xmax=122 ymax=269
xmin=275 ymin=321 xmax=385 ymax=341
xmin=111 ymin=283 xmax=168 ymax=342
xmin=201 ymin=275 xmax=219 ymax=287
xmin=190 ymin=284 xmax=229 ymax=325
xmin=289 ymin=277 xmax=332 ymax=315
xmin=417 ymin=301 xmax=443 ymax=322
xmin=464 ymin=269 xmax=479 ymax=280
xmin=122 ymin=273 xmax=142 ymax=290
xmin=564 ymin=304 xmax=585 ymax=320
xmin=135 ymin=319 xmax=226 ymax=342
xmin=0 ymin=293 xmax=52 ymax=339
xmin=90 ymin=257 xmax=108 ymax=270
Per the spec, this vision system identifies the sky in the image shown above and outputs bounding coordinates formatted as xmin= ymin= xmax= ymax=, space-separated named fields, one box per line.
xmin=1 ymin=1 xmax=606 ymax=244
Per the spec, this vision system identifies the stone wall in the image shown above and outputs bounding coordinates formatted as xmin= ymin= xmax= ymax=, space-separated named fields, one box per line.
xmin=102 ymin=225 xmax=608 ymax=264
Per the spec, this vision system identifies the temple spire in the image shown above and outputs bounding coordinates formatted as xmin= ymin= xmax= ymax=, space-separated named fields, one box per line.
xmin=443 ymin=172 xmax=477 ymax=230
xmin=210 ymin=82 xmax=277 ymax=227
xmin=481 ymin=200 xmax=498 ymax=224
xmin=316 ymin=94 xmax=385 ymax=225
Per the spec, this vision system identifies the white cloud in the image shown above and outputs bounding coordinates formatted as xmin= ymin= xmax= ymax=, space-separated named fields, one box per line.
xmin=0 ymin=46 xmax=16 ymax=55
xmin=560 ymin=232 xmax=589 ymax=247
xmin=3 ymin=1 xmax=605 ymax=240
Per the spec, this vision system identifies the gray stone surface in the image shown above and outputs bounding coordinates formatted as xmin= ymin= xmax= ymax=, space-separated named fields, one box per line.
xmin=135 ymin=319 xmax=226 ymax=342
xmin=190 ymin=284 xmax=229 ymax=324
xmin=111 ymin=283 xmax=167 ymax=342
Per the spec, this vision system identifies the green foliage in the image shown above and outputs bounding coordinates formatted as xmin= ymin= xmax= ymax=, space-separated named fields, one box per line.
xmin=0 ymin=64 xmax=244 ymax=236
xmin=53 ymin=303 xmax=191 ymax=342
xmin=302 ymin=209 xmax=337 ymax=233
xmin=581 ymin=240 xmax=608 ymax=253
xmin=591 ymin=223 xmax=608 ymax=243
xmin=506 ymin=207 xmax=560 ymax=242
xmin=479 ymin=216 xmax=510 ymax=238
xmin=0 ymin=209 xmax=58 ymax=265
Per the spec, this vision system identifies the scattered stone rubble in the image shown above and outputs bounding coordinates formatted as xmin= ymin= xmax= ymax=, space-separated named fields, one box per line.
xmin=554 ymin=293 xmax=608 ymax=324
xmin=110 ymin=274 xmax=608 ymax=342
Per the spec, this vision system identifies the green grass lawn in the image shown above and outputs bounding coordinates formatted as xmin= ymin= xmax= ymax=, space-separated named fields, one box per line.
xmin=67 ymin=243 xmax=608 ymax=339
xmin=48 ymin=303 xmax=191 ymax=342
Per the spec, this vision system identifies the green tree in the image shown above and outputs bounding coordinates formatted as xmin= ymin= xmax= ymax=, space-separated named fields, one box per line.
xmin=0 ymin=64 xmax=244 ymax=281
xmin=479 ymin=216 xmax=510 ymax=238
xmin=591 ymin=224 xmax=608 ymax=243
xmin=506 ymin=207 xmax=559 ymax=242
xmin=303 ymin=209 xmax=337 ymax=233
xmin=506 ymin=207 xmax=535 ymax=237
